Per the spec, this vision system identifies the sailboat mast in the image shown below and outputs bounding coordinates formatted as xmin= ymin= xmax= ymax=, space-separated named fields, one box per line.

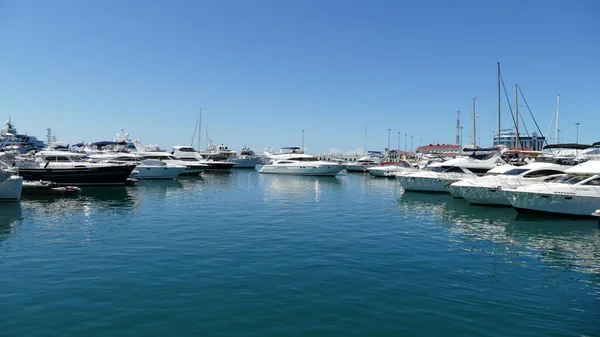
xmin=515 ymin=84 xmax=519 ymax=149
xmin=364 ymin=124 xmax=368 ymax=152
xmin=555 ymin=94 xmax=560 ymax=144
xmin=198 ymin=107 xmax=202 ymax=150
xmin=472 ymin=97 xmax=477 ymax=147
xmin=497 ymin=62 xmax=501 ymax=146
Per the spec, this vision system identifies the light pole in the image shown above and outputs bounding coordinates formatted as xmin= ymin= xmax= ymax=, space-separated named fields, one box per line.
xmin=557 ymin=129 xmax=561 ymax=143
xmin=460 ymin=127 xmax=463 ymax=148
xmin=575 ymin=122 xmax=580 ymax=143
xmin=397 ymin=132 xmax=400 ymax=150
xmin=387 ymin=128 xmax=391 ymax=151
xmin=404 ymin=133 xmax=407 ymax=152
xmin=301 ymin=129 xmax=305 ymax=150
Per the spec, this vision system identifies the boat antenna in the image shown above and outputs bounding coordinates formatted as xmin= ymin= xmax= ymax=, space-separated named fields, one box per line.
xmin=198 ymin=107 xmax=202 ymax=150
xmin=497 ymin=62 xmax=501 ymax=146
xmin=515 ymin=84 xmax=519 ymax=149
xmin=555 ymin=94 xmax=560 ymax=144
xmin=190 ymin=108 xmax=200 ymax=147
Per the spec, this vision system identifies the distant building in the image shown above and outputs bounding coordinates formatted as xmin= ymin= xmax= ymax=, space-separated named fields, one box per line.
xmin=416 ymin=144 xmax=461 ymax=156
xmin=493 ymin=129 xmax=546 ymax=151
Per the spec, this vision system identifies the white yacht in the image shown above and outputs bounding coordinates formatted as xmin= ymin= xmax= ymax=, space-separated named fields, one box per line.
xmin=258 ymin=146 xmax=345 ymax=176
xmin=0 ymin=161 xmax=23 ymax=201
xmin=502 ymin=160 xmax=600 ymax=217
xmin=171 ymin=145 xmax=235 ymax=172
xmin=88 ymin=152 xmax=187 ymax=180
xmin=0 ymin=118 xmax=46 ymax=153
xmin=228 ymin=146 xmax=261 ymax=168
xmin=448 ymin=162 xmax=568 ymax=205
xmin=130 ymin=159 xmax=187 ymax=180
xmin=132 ymin=141 xmax=208 ymax=175
xmin=345 ymin=151 xmax=384 ymax=172
xmin=367 ymin=161 xmax=418 ymax=177
xmin=396 ymin=148 xmax=505 ymax=193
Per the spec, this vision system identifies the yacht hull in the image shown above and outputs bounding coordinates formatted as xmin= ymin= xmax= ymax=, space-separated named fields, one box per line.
xmin=460 ymin=185 xmax=511 ymax=206
xmin=0 ymin=176 xmax=23 ymax=201
xmin=203 ymin=162 xmax=236 ymax=173
xmin=228 ymin=157 xmax=260 ymax=169
xmin=131 ymin=166 xmax=186 ymax=179
xmin=18 ymin=165 xmax=137 ymax=186
xmin=259 ymin=164 xmax=345 ymax=176
xmin=346 ymin=164 xmax=377 ymax=172
xmin=505 ymin=189 xmax=600 ymax=217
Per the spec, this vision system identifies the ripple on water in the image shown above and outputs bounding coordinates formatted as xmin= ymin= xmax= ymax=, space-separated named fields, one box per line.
xmin=1 ymin=171 xmax=599 ymax=337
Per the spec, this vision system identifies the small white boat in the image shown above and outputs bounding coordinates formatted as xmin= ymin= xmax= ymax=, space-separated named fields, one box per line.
xmin=228 ymin=146 xmax=261 ymax=168
xmin=259 ymin=146 xmax=345 ymax=176
xmin=368 ymin=161 xmax=418 ymax=177
xmin=345 ymin=151 xmax=384 ymax=172
xmin=130 ymin=159 xmax=187 ymax=179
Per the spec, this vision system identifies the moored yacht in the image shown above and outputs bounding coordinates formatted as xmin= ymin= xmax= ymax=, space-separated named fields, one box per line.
xmin=258 ymin=146 xmax=345 ymax=176
xmin=171 ymin=145 xmax=235 ymax=172
xmin=131 ymin=141 xmax=208 ymax=175
xmin=0 ymin=118 xmax=46 ymax=153
xmin=397 ymin=148 xmax=505 ymax=193
xmin=228 ymin=146 xmax=261 ymax=168
xmin=368 ymin=160 xmax=418 ymax=177
xmin=12 ymin=151 xmax=136 ymax=186
xmin=0 ymin=161 xmax=23 ymax=201
xmin=502 ymin=160 xmax=600 ymax=217
xmin=448 ymin=161 xmax=568 ymax=205
xmin=346 ymin=151 xmax=384 ymax=172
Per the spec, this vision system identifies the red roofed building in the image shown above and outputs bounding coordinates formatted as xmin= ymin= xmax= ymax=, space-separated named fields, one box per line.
xmin=416 ymin=144 xmax=461 ymax=156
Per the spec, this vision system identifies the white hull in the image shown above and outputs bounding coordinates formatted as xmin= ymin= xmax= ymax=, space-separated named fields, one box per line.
xmin=460 ymin=185 xmax=511 ymax=205
xmin=398 ymin=172 xmax=475 ymax=193
xmin=228 ymin=157 xmax=260 ymax=168
xmin=130 ymin=166 xmax=186 ymax=179
xmin=259 ymin=163 xmax=345 ymax=176
xmin=0 ymin=176 xmax=23 ymax=201
xmin=346 ymin=163 xmax=377 ymax=172
xmin=505 ymin=189 xmax=600 ymax=217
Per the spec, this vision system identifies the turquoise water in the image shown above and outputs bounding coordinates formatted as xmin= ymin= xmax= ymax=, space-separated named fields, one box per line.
xmin=1 ymin=171 xmax=599 ymax=336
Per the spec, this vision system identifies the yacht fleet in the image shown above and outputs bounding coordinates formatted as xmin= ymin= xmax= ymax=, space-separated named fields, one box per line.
xmin=1 ymin=118 xmax=600 ymax=219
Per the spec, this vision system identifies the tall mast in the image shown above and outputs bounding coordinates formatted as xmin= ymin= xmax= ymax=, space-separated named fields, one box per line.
xmin=456 ymin=110 xmax=460 ymax=145
xmin=198 ymin=107 xmax=202 ymax=150
xmin=364 ymin=123 xmax=368 ymax=152
xmin=497 ymin=62 xmax=501 ymax=146
xmin=555 ymin=94 xmax=560 ymax=144
xmin=472 ymin=97 xmax=477 ymax=147
xmin=515 ymin=84 xmax=519 ymax=149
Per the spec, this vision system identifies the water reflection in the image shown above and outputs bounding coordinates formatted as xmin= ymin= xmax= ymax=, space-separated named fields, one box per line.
xmin=0 ymin=203 xmax=22 ymax=244
xmin=261 ymin=175 xmax=343 ymax=203
xmin=398 ymin=192 xmax=600 ymax=275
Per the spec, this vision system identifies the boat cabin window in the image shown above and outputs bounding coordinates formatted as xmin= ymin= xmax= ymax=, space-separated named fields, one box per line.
xmin=557 ymin=175 xmax=587 ymax=185
xmin=46 ymin=156 xmax=72 ymax=162
xmin=502 ymin=168 xmax=528 ymax=176
xmin=582 ymin=177 xmax=600 ymax=186
xmin=289 ymin=157 xmax=315 ymax=161
xmin=177 ymin=147 xmax=195 ymax=152
xmin=523 ymin=169 xmax=565 ymax=178
xmin=468 ymin=152 xmax=495 ymax=160
xmin=423 ymin=166 xmax=446 ymax=172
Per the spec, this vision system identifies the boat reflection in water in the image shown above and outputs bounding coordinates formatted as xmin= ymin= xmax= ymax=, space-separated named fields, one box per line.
xmin=261 ymin=174 xmax=344 ymax=204
xmin=0 ymin=202 xmax=23 ymax=244
xmin=397 ymin=191 xmax=600 ymax=275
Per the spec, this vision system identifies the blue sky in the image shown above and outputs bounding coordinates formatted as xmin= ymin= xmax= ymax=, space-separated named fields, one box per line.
xmin=0 ymin=0 xmax=598 ymax=154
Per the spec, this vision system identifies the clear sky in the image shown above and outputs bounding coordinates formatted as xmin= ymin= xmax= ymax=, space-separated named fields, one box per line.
xmin=0 ymin=0 xmax=598 ymax=154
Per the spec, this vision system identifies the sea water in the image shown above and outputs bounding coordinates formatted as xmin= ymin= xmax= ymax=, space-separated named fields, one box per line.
xmin=1 ymin=171 xmax=599 ymax=336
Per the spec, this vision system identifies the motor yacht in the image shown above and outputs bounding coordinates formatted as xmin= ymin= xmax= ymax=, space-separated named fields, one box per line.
xmin=368 ymin=161 xmax=418 ymax=177
xmin=228 ymin=146 xmax=261 ymax=168
xmin=396 ymin=148 xmax=505 ymax=193
xmin=0 ymin=118 xmax=46 ymax=153
xmin=171 ymin=145 xmax=235 ymax=172
xmin=448 ymin=162 xmax=568 ymax=205
xmin=258 ymin=146 xmax=345 ymax=176
xmin=0 ymin=160 xmax=23 ymax=201
xmin=345 ymin=151 xmax=384 ymax=172
xmin=88 ymin=152 xmax=187 ymax=179
xmin=502 ymin=160 xmax=600 ymax=217
xmin=11 ymin=150 xmax=136 ymax=186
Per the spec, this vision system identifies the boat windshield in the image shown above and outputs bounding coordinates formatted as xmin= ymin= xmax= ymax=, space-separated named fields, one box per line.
xmin=422 ymin=167 xmax=446 ymax=172
xmin=502 ymin=168 xmax=529 ymax=176
xmin=289 ymin=157 xmax=316 ymax=161
xmin=552 ymin=175 xmax=588 ymax=184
